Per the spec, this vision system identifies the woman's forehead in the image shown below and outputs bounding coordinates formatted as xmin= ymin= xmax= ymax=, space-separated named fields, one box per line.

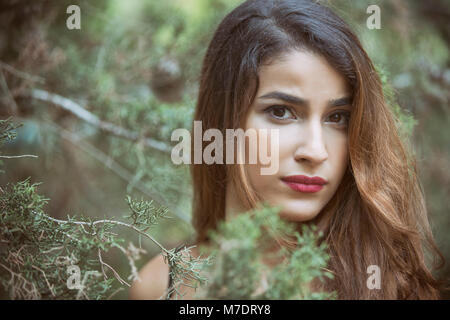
xmin=257 ymin=50 xmax=351 ymax=100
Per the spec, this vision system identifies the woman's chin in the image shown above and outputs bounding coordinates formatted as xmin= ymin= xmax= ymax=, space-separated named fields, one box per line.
xmin=277 ymin=205 xmax=320 ymax=223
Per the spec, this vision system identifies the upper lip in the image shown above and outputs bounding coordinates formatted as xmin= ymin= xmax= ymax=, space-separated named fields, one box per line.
xmin=281 ymin=175 xmax=328 ymax=185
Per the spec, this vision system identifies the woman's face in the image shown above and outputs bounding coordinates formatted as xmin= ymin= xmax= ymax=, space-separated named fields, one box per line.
xmin=243 ymin=49 xmax=352 ymax=222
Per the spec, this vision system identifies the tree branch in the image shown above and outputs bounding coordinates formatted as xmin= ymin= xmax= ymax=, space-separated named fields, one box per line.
xmin=30 ymin=89 xmax=172 ymax=154
xmin=42 ymin=212 xmax=170 ymax=254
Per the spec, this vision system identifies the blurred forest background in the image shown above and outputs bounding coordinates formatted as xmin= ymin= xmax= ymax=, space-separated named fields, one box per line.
xmin=0 ymin=0 xmax=448 ymax=299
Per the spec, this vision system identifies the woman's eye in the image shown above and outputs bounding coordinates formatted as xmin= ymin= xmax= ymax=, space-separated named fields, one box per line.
xmin=264 ymin=105 xmax=296 ymax=120
xmin=326 ymin=111 xmax=351 ymax=126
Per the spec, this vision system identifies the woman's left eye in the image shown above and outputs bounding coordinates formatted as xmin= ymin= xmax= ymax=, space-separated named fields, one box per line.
xmin=264 ymin=105 xmax=297 ymax=120
xmin=326 ymin=111 xmax=351 ymax=126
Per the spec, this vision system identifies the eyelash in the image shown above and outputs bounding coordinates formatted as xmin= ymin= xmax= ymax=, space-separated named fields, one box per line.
xmin=263 ymin=105 xmax=351 ymax=127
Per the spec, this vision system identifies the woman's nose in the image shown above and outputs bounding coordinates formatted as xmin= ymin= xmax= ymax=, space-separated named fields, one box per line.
xmin=293 ymin=121 xmax=328 ymax=165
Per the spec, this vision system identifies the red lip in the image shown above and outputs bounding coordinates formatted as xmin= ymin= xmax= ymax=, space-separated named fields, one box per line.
xmin=281 ymin=175 xmax=328 ymax=193
xmin=282 ymin=175 xmax=328 ymax=185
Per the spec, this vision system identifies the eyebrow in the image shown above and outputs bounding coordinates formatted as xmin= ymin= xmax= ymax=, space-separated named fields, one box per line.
xmin=258 ymin=91 xmax=352 ymax=108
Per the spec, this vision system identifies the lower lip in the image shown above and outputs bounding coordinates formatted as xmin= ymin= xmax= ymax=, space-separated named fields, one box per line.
xmin=283 ymin=182 xmax=324 ymax=193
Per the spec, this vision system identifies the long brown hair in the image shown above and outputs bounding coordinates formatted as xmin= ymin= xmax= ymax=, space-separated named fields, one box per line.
xmin=190 ymin=0 xmax=444 ymax=299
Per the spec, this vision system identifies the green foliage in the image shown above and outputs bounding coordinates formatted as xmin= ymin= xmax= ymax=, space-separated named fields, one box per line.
xmin=0 ymin=117 xmax=21 ymax=148
xmin=197 ymin=205 xmax=336 ymax=300
xmin=164 ymin=244 xmax=213 ymax=299
xmin=125 ymin=195 xmax=170 ymax=232
xmin=0 ymin=174 xmax=212 ymax=300
xmin=0 ymin=177 xmax=116 ymax=299
xmin=0 ymin=118 xmax=23 ymax=173
xmin=377 ymin=65 xmax=418 ymax=141
xmin=263 ymin=226 xmax=335 ymax=300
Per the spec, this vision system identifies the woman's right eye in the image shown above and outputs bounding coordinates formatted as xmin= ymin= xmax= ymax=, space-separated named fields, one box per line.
xmin=264 ymin=105 xmax=297 ymax=121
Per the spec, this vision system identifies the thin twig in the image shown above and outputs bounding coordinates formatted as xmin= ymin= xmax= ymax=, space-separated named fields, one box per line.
xmin=42 ymin=213 xmax=169 ymax=253
xmin=42 ymin=246 xmax=64 ymax=254
xmin=98 ymin=259 xmax=130 ymax=287
xmin=106 ymin=287 xmax=124 ymax=300
xmin=111 ymin=242 xmax=144 ymax=283
xmin=31 ymin=264 xmax=56 ymax=297
xmin=0 ymin=262 xmax=41 ymax=300
xmin=0 ymin=154 xmax=38 ymax=159
xmin=98 ymin=249 xmax=108 ymax=281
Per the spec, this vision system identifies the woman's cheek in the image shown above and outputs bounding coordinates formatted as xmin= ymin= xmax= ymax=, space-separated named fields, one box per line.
xmin=277 ymin=126 xmax=298 ymax=160
xmin=325 ymin=128 xmax=349 ymax=183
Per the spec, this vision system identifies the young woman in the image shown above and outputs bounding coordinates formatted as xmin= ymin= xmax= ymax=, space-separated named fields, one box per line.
xmin=130 ymin=0 xmax=444 ymax=300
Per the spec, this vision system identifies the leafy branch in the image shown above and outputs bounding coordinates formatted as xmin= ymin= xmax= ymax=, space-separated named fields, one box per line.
xmin=29 ymin=89 xmax=172 ymax=154
xmin=196 ymin=205 xmax=336 ymax=300
xmin=0 ymin=177 xmax=209 ymax=299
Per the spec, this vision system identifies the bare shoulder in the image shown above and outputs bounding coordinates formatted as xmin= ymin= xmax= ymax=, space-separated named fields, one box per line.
xmin=128 ymin=253 xmax=169 ymax=300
